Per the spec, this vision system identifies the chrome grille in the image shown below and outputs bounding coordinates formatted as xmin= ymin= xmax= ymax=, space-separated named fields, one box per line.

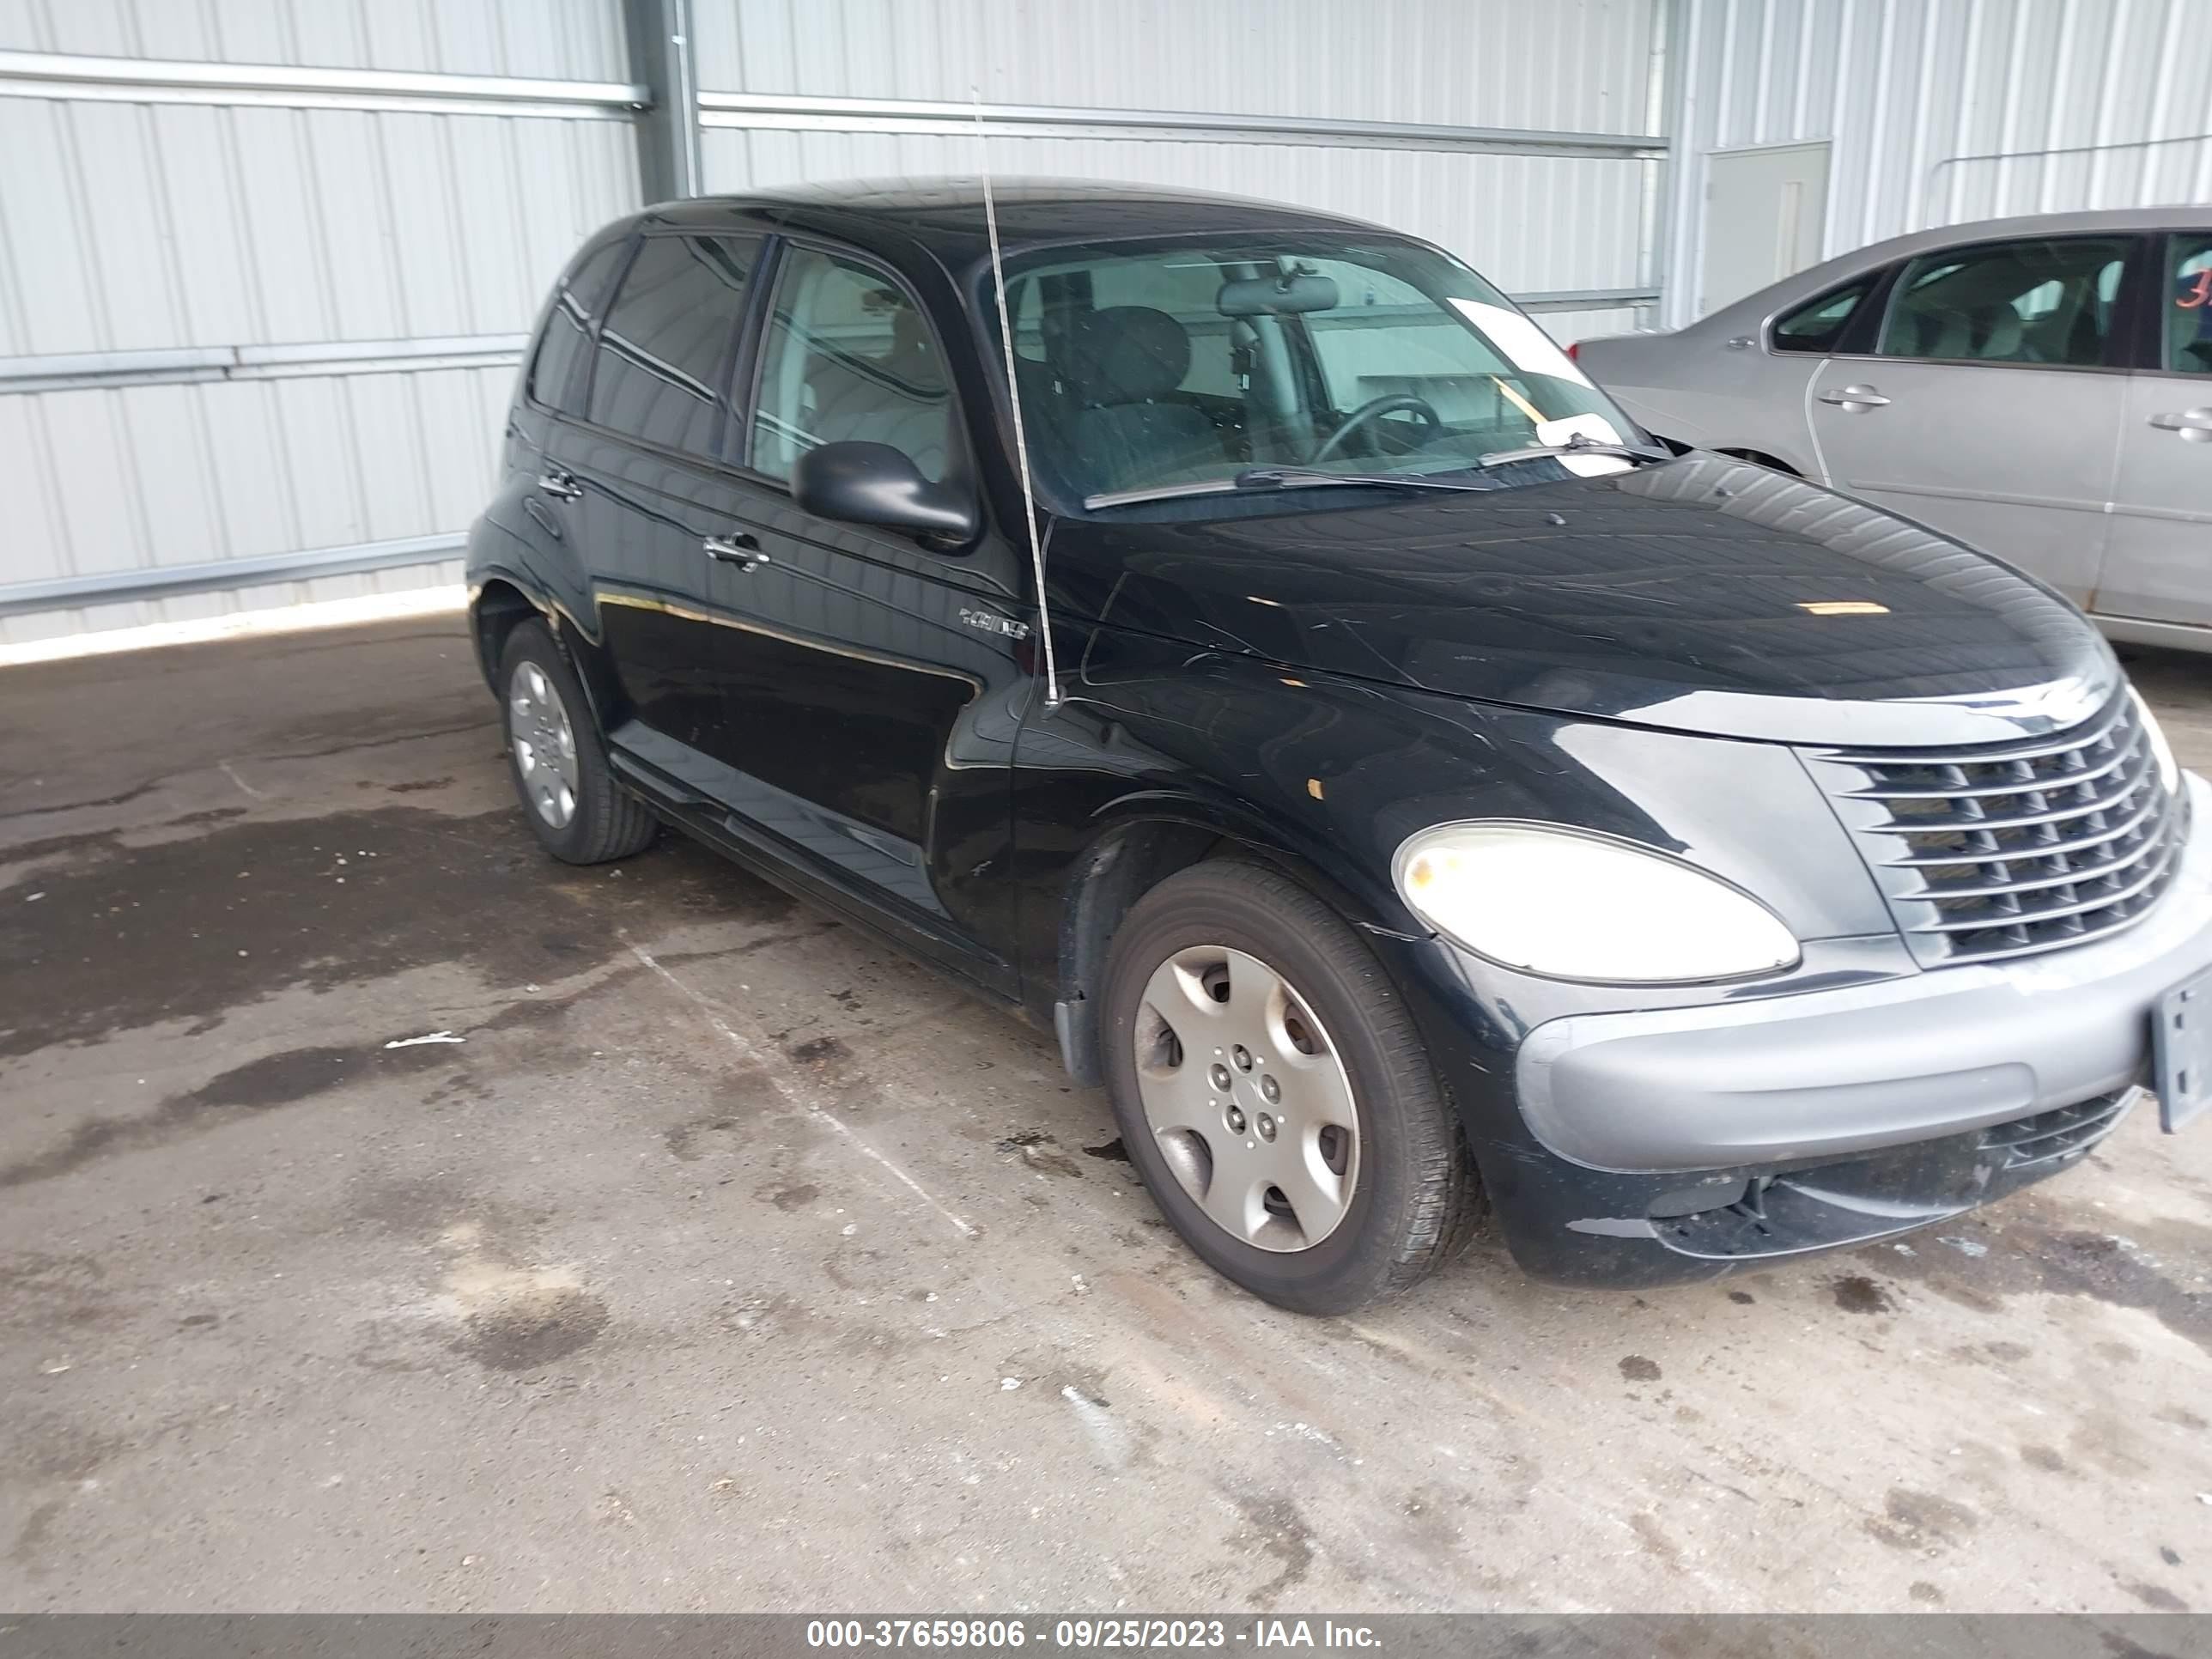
xmin=1804 ymin=692 xmax=2187 ymax=966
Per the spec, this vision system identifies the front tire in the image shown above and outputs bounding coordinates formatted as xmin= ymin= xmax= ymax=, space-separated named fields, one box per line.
xmin=498 ymin=618 xmax=655 ymax=864
xmin=1100 ymin=860 xmax=1483 ymax=1314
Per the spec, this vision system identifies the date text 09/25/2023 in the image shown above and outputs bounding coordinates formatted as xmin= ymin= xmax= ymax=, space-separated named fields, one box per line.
xmin=805 ymin=1620 xmax=1384 ymax=1650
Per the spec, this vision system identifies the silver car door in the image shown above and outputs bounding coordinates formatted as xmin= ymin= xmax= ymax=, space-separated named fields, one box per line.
xmin=1577 ymin=278 xmax=1863 ymax=476
xmin=1806 ymin=233 xmax=2130 ymax=608
xmin=2097 ymin=231 xmax=2212 ymax=632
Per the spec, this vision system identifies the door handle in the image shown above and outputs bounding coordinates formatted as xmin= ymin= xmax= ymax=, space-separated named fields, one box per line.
xmin=703 ymin=532 xmax=769 ymax=569
xmin=2148 ymin=406 xmax=2212 ymax=443
xmin=1817 ymin=384 xmax=1891 ymax=410
xmin=537 ymin=470 xmax=582 ymax=501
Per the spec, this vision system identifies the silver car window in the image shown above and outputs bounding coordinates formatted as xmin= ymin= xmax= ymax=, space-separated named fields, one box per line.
xmin=1875 ymin=236 xmax=2127 ymax=368
xmin=1771 ymin=276 xmax=1875 ymax=355
xmin=2165 ymin=234 xmax=2212 ymax=376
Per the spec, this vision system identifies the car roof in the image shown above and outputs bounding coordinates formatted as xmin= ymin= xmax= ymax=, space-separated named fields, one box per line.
xmin=627 ymin=175 xmax=1394 ymax=259
xmin=1692 ymin=204 xmax=2212 ymax=331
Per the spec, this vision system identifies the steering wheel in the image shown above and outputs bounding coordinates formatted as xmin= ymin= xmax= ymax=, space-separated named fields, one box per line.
xmin=1310 ymin=394 xmax=1442 ymax=465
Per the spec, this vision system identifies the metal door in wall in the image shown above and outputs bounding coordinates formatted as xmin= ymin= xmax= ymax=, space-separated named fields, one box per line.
xmin=1700 ymin=143 xmax=1830 ymax=316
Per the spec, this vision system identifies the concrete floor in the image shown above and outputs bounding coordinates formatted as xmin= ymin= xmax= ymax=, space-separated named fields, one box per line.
xmin=2 ymin=614 xmax=2209 ymax=1615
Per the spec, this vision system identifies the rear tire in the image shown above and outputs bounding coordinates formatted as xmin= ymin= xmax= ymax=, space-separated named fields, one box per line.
xmin=1100 ymin=860 xmax=1483 ymax=1314
xmin=498 ymin=618 xmax=656 ymax=865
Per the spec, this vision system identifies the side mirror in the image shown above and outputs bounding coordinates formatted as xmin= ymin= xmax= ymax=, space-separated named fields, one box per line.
xmin=792 ymin=441 xmax=980 ymax=543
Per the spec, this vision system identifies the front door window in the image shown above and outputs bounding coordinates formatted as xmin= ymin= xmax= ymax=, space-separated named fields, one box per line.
xmin=1875 ymin=237 xmax=2125 ymax=367
xmin=750 ymin=249 xmax=956 ymax=484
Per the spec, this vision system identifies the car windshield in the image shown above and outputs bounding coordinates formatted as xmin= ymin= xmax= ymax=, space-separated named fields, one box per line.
xmin=990 ymin=234 xmax=1646 ymax=511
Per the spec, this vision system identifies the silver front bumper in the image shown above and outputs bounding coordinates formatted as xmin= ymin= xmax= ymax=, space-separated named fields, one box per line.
xmin=1516 ymin=772 xmax=2212 ymax=1174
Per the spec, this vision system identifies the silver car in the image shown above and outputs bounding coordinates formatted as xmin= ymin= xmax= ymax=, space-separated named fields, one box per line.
xmin=1578 ymin=209 xmax=2212 ymax=651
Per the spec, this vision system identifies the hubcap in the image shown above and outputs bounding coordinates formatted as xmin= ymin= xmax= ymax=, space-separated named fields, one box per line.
xmin=1132 ymin=945 xmax=1361 ymax=1253
xmin=508 ymin=660 xmax=579 ymax=829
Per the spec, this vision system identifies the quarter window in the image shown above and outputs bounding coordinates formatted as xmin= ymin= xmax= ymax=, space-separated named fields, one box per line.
xmin=2163 ymin=234 xmax=2212 ymax=375
xmin=750 ymin=249 xmax=956 ymax=484
xmin=1771 ymin=278 xmax=1872 ymax=354
xmin=1876 ymin=236 xmax=2127 ymax=367
xmin=586 ymin=234 xmax=759 ymax=459
xmin=527 ymin=240 xmax=629 ymax=413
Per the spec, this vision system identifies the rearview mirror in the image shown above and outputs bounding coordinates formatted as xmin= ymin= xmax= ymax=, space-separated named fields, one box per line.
xmin=792 ymin=441 xmax=979 ymax=543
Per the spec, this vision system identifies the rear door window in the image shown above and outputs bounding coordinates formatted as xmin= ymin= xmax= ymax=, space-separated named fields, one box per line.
xmin=586 ymin=234 xmax=761 ymax=460
xmin=2162 ymin=233 xmax=2212 ymax=374
xmin=527 ymin=240 xmax=629 ymax=414
xmin=1876 ymin=236 xmax=2128 ymax=367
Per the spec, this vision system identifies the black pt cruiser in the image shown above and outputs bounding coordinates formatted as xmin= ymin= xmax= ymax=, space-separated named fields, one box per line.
xmin=465 ymin=178 xmax=2210 ymax=1313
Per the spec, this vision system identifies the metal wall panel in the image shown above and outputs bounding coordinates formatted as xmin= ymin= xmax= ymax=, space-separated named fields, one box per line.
xmin=0 ymin=0 xmax=636 ymax=642
xmin=0 ymin=0 xmax=627 ymax=80
xmin=694 ymin=0 xmax=1665 ymax=342
xmin=0 ymin=367 xmax=511 ymax=645
xmin=699 ymin=127 xmax=1655 ymax=318
xmin=0 ymin=101 xmax=635 ymax=355
xmin=692 ymin=0 xmax=1657 ymax=134
xmin=1662 ymin=0 xmax=2212 ymax=326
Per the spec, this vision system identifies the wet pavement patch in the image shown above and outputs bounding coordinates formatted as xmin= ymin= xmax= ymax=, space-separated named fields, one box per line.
xmin=2122 ymin=1580 xmax=2188 ymax=1612
xmin=1618 ymin=1355 xmax=1662 ymax=1382
xmin=665 ymin=1115 xmax=738 ymax=1161
xmin=455 ymin=1286 xmax=611 ymax=1372
xmin=1232 ymin=1494 xmax=1317 ymax=1606
xmin=0 ymin=1040 xmax=456 ymax=1189
xmin=0 ymin=806 xmax=791 ymax=1058
xmin=1867 ymin=1210 xmax=2212 ymax=1358
xmin=1829 ymin=1274 xmax=1895 ymax=1315
xmin=1865 ymin=1486 xmax=1978 ymax=1552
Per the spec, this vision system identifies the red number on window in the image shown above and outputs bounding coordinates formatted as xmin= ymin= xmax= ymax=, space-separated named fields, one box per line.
xmin=2179 ymin=268 xmax=2212 ymax=309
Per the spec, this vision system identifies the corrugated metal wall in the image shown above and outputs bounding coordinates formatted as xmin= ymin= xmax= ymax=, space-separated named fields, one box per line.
xmin=1662 ymin=0 xmax=2212 ymax=326
xmin=0 ymin=0 xmax=638 ymax=646
xmin=694 ymin=0 xmax=1665 ymax=353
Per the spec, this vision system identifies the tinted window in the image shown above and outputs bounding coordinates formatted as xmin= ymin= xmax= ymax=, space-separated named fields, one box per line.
xmin=750 ymin=249 xmax=956 ymax=484
xmin=528 ymin=240 xmax=629 ymax=413
xmin=586 ymin=234 xmax=758 ymax=458
xmin=2164 ymin=233 xmax=2212 ymax=375
xmin=1771 ymin=278 xmax=1872 ymax=354
xmin=1877 ymin=236 xmax=2126 ymax=366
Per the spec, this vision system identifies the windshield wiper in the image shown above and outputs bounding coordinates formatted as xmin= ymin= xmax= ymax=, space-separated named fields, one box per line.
xmin=1231 ymin=466 xmax=1501 ymax=494
xmin=1474 ymin=434 xmax=1673 ymax=468
xmin=1082 ymin=468 xmax=1497 ymax=509
xmin=1082 ymin=441 xmax=1673 ymax=509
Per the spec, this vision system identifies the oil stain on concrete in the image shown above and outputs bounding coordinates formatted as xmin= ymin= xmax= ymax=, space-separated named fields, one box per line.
xmin=434 ymin=1223 xmax=610 ymax=1374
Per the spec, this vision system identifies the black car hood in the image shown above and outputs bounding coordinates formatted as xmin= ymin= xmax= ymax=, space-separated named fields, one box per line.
xmin=1045 ymin=454 xmax=2120 ymax=748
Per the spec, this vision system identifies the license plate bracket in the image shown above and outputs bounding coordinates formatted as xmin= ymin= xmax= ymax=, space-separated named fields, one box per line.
xmin=2154 ymin=964 xmax=2212 ymax=1133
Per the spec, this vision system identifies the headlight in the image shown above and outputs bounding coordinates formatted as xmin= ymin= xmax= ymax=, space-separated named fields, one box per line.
xmin=1393 ymin=821 xmax=1801 ymax=983
xmin=2128 ymin=685 xmax=2181 ymax=795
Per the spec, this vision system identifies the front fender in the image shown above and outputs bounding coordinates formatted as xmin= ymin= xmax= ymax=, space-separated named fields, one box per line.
xmin=1010 ymin=621 xmax=1899 ymax=1030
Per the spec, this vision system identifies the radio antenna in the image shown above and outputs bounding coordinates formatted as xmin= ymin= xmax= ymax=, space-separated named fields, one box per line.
xmin=972 ymin=88 xmax=1060 ymax=708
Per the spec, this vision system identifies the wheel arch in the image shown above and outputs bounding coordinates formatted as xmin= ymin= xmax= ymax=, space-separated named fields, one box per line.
xmin=470 ymin=567 xmax=624 ymax=732
xmin=1711 ymin=445 xmax=1804 ymax=477
xmin=471 ymin=575 xmax=540 ymax=689
xmin=1049 ymin=799 xmax=1422 ymax=1086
